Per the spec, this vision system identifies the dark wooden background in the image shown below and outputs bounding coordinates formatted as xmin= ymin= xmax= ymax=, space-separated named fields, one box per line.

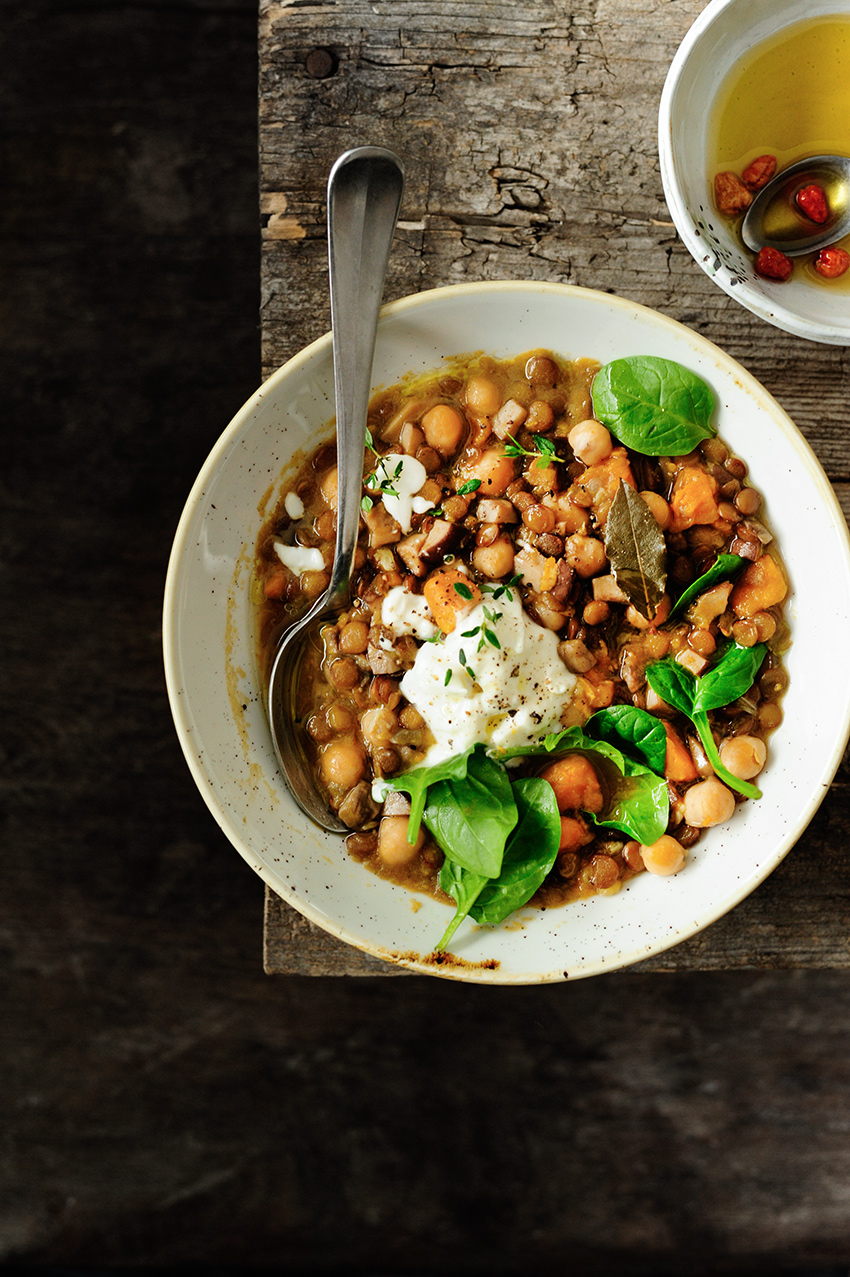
xmin=4 ymin=0 xmax=850 ymax=1272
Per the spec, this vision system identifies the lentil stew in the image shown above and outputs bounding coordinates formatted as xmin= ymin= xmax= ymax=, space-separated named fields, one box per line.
xmin=255 ymin=349 xmax=789 ymax=950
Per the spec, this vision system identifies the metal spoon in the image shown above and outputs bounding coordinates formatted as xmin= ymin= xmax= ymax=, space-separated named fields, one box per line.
xmin=741 ymin=153 xmax=850 ymax=256
xmin=266 ymin=145 xmax=404 ymax=832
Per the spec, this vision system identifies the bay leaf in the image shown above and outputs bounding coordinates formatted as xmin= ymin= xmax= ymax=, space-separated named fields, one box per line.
xmin=604 ymin=482 xmax=667 ymax=620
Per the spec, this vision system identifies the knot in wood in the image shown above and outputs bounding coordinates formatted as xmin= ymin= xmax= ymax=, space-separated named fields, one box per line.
xmin=305 ymin=48 xmax=337 ymax=79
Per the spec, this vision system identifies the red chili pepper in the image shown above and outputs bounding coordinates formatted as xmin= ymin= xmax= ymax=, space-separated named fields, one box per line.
xmin=754 ymin=246 xmax=793 ymax=281
xmin=814 ymin=246 xmax=850 ymax=279
xmin=795 ymin=183 xmax=829 ymax=224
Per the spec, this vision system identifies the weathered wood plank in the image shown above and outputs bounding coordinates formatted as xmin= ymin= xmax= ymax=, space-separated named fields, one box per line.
xmin=259 ymin=0 xmax=850 ymax=975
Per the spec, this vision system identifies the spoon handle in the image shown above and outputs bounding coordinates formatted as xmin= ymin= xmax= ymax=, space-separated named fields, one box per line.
xmin=326 ymin=146 xmax=405 ymax=606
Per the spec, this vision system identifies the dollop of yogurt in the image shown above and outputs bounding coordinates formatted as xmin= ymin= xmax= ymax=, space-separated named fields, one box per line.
xmin=273 ymin=540 xmax=324 ymax=574
xmin=381 ymin=585 xmax=437 ymax=641
xmin=399 ymin=589 xmax=578 ymax=765
xmin=368 ymin=453 xmax=432 ymax=533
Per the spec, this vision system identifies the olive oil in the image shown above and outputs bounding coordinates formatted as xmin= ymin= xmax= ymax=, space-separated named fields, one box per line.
xmin=710 ymin=15 xmax=850 ymax=288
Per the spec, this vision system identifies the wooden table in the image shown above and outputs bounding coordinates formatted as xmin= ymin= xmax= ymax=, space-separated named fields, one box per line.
xmin=258 ymin=0 xmax=850 ymax=975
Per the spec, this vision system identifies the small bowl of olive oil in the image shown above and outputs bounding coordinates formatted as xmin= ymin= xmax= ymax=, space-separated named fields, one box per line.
xmin=659 ymin=0 xmax=850 ymax=344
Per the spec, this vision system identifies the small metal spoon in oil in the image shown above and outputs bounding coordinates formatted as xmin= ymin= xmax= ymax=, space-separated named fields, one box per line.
xmin=741 ymin=154 xmax=850 ymax=257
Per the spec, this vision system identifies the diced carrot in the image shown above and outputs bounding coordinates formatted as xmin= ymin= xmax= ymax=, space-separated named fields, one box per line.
xmin=540 ymin=754 xmax=605 ymax=814
xmin=571 ymin=446 xmax=637 ymax=528
xmin=422 ymin=567 xmax=481 ymax=634
xmin=582 ymin=665 xmax=616 ymax=708
xmin=559 ymin=815 xmax=594 ymax=853
xmin=729 ymin=553 xmax=787 ymax=619
xmin=663 ymin=722 xmax=699 ymax=783
xmin=668 ymin=466 xmax=720 ymax=533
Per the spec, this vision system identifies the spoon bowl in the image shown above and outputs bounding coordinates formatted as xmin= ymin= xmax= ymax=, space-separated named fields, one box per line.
xmin=741 ymin=153 xmax=850 ymax=256
xmin=266 ymin=145 xmax=404 ymax=832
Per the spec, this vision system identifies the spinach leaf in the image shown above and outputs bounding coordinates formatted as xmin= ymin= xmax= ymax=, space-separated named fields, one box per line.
xmin=585 ymin=704 xmax=668 ymax=775
xmin=591 ymin=356 xmax=716 ymax=456
xmin=693 ymin=641 xmax=768 ymax=713
xmin=383 ymin=745 xmax=475 ymax=841
xmin=501 ymin=724 xmax=595 ymax=759
xmin=670 ymin=553 xmax=748 ymax=619
xmin=641 ymin=656 xmax=699 ymax=718
xmin=645 ymin=645 xmax=768 ymax=800
xmin=604 ymin=482 xmax=667 ymax=619
xmin=592 ymin=755 xmax=669 ymax=845
xmin=470 ymin=778 xmax=561 ymax=925
xmin=434 ymin=864 xmax=489 ymax=953
xmin=437 ymin=778 xmax=561 ymax=948
xmin=424 ymin=746 xmax=517 ymax=879
xmin=501 ymin=728 xmax=669 ymax=845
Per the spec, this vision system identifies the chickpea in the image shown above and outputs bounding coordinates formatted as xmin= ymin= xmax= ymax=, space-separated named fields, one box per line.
xmin=464 ymin=375 xmax=502 ymax=417
xmin=639 ymin=490 xmax=671 ymax=530
xmin=320 ymin=738 xmax=366 ymax=791
xmin=466 ymin=447 xmax=517 ymax=496
xmin=568 ymin=418 xmax=613 ymax=465
xmin=683 ymin=777 xmax=736 ymax=828
xmin=639 ymin=835 xmax=686 ymax=876
xmin=421 ymin=403 xmax=465 ymax=456
xmin=564 ymin=534 xmax=607 ymax=579
xmin=339 ymin=619 xmax=370 ymax=654
xmin=377 ymin=815 xmax=425 ymax=867
xmin=361 ymin=706 xmax=398 ymax=748
xmin=320 ymin=466 xmax=338 ymax=507
xmin=626 ymin=595 xmax=672 ymax=631
xmin=473 ymin=535 xmax=515 ymax=579
xmin=719 ymin=734 xmax=767 ymax=780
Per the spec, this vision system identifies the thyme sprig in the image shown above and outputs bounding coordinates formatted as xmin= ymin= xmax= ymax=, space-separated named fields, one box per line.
xmin=360 ymin=455 xmax=404 ymax=515
xmin=503 ymin=432 xmax=562 ymax=469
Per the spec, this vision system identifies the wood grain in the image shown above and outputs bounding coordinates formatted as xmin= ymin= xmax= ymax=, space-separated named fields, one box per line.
xmin=259 ymin=0 xmax=850 ymax=975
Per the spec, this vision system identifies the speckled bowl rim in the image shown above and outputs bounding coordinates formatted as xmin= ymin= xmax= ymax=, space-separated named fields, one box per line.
xmin=163 ymin=280 xmax=850 ymax=983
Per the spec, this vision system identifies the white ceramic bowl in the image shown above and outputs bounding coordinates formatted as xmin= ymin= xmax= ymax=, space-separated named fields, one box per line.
xmin=163 ymin=280 xmax=850 ymax=983
xmin=659 ymin=0 xmax=850 ymax=345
